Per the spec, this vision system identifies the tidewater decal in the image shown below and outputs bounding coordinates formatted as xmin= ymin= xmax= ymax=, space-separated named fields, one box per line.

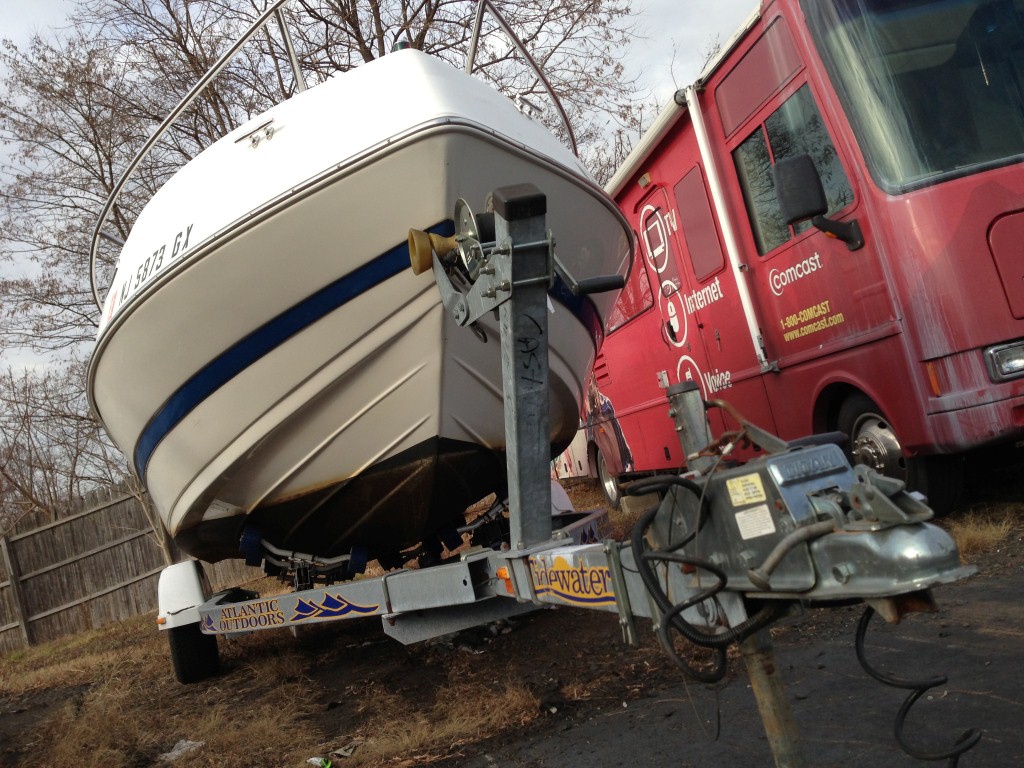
xmin=530 ymin=556 xmax=614 ymax=606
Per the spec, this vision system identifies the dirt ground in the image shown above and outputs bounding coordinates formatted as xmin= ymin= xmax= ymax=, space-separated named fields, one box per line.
xmin=298 ymin=467 xmax=1024 ymax=768
xmin=250 ymin=474 xmax=1022 ymax=766
xmin=2 ymin=466 xmax=1022 ymax=767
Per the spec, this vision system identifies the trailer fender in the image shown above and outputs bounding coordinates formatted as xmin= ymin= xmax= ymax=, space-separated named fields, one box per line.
xmin=157 ymin=560 xmax=210 ymax=630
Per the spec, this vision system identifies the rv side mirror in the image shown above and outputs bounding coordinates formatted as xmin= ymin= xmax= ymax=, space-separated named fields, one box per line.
xmin=773 ymin=154 xmax=827 ymax=225
xmin=772 ymin=154 xmax=864 ymax=252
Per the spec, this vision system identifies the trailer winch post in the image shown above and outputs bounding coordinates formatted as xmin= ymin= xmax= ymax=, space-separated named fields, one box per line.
xmin=492 ymin=184 xmax=553 ymax=551
xmin=665 ymin=383 xmax=806 ymax=768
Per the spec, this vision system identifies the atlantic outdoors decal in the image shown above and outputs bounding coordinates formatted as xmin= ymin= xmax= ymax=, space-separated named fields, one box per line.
xmin=290 ymin=593 xmax=380 ymax=622
xmin=203 ymin=593 xmax=380 ymax=633
xmin=530 ymin=555 xmax=615 ymax=606
xmin=216 ymin=597 xmax=286 ymax=631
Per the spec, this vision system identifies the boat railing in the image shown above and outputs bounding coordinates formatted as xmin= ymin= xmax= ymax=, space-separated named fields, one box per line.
xmin=466 ymin=0 xmax=578 ymax=157
xmin=89 ymin=0 xmax=579 ymax=313
xmin=89 ymin=0 xmax=300 ymax=311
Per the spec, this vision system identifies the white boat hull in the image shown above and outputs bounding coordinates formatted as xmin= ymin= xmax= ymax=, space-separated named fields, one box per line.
xmin=89 ymin=50 xmax=631 ymax=562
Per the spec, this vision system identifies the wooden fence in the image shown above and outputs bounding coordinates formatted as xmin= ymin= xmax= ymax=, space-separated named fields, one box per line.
xmin=0 ymin=487 xmax=261 ymax=653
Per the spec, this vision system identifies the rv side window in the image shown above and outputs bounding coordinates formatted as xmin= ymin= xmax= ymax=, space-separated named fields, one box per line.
xmin=607 ymin=247 xmax=654 ymax=333
xmin=733 ymin=84 xmax=854 ymax=255
xmin=734 ymin=128 xmax=789 ymax=254
xmin=673 ymin=167 xmax=726 ymax=281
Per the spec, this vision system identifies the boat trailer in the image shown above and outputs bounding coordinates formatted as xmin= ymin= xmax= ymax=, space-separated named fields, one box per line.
xmin=158 ymin=184 xmax=979 ymax=767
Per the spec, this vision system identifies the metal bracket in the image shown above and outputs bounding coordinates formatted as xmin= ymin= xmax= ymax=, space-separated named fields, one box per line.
xmin=605 ymin=540 xmax=639 ymax=646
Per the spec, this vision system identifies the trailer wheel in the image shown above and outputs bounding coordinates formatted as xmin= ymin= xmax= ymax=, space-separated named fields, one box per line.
xmin=596 ymin=448 xmax=622 ymax=509
xmin=168 ymin=623 xmax=219 ymax=684
xmin=837 ymin=393 xmax=962 ymax=515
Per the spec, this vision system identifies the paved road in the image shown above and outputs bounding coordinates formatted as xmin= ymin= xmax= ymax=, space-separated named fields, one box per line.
xmin=457 ymin=569 xmax=1024 ymax=768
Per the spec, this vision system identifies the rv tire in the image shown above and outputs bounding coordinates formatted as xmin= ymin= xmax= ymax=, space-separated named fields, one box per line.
xmin=596 ymin=448 xmax=622 ymax=509
xmin=837 ymin=393 xmax=962 ymax=515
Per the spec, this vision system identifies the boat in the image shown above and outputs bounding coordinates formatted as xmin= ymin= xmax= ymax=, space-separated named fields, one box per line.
xmin=86 ymin=2 xmax=633 ymax=569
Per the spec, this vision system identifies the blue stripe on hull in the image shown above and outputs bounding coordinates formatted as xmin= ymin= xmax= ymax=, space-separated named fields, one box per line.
xmin=133 ymin=221 xmax=602 ymax=480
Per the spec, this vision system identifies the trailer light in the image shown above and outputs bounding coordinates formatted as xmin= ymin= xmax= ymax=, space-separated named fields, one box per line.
xmin=925 ymin=361 xmax=942 ymax=397
xmin=157 ymin=616 xmax=167 ymax=625
xmin=495 ymin=566 xmax=514 ymax=594
xmin=985 ymin=341 xmax=1024 ymax=382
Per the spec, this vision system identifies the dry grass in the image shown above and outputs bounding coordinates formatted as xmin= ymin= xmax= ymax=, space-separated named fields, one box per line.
xmin=0 ymin=613 xmax=160 ymax=695
xmin=346 ymin=682 xmax=537 ymax=766
xmin=2 ymin=618 xmax=341 ymax=768
xmin=13 ymin=477 xmax=1012 ymax=766
xmin=2 ymin=486 xmax=602 ymax=768
xmin=1 ymin=603 xmax=541 ymax=768
xmin=945 ymin=507 xmax=1018 ymax=559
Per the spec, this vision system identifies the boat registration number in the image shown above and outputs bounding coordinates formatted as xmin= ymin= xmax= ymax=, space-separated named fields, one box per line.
xmin=107 ymin=223 xmax=194 ymax=320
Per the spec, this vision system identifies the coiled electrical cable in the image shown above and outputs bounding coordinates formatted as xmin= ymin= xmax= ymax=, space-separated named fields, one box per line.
xmin=855 ymin=606 xmax=981 ymax=765
xmin=628 ymin=478 xmax=788 ymax=682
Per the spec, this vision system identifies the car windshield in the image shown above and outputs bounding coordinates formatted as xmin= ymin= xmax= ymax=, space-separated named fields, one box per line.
xmin=802 ymin=0 xmax=1024 ymax=192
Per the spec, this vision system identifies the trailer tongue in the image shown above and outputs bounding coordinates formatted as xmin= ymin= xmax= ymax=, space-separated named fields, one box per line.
xmin=159 ymin=184 xmax=978 ymax=767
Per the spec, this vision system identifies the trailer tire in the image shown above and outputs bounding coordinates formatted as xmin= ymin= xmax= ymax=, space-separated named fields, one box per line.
xmin=168 ymin=623 xmax=219 ymax=684
xmin=596 ymin=447 xmax=622 ymax=509
xmin=837 ymin=393 xmax=962 ymax=515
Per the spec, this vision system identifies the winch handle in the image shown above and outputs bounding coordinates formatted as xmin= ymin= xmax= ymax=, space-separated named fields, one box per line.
xmin=572 ymin=275 xmax=626 ymax=296
xmin=552 ymin=252 xmax=624 ymax=297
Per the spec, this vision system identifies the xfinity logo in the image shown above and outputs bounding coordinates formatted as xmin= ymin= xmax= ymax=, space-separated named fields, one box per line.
xmin=769 ymin=253 xmax=824 ymax=296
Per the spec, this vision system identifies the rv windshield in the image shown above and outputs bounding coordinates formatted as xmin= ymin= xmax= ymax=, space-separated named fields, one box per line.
xmin=803 ymin=0 xmax=1024 ymax=192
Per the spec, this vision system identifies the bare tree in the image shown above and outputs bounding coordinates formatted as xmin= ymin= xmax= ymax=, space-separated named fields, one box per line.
xmin=0 ymin=361 xmax=127 ymax=526
xmin=0 ymin=361 xmax=178 ymax=562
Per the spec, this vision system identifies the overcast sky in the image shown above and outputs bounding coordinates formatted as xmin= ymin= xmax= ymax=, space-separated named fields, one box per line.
xmin=633 ymin=0 xmax=756 ymax=100
xmin=0 ymin=0 xmax=758 ymax=96
xmin=0 ymin=0 xmax=75 ymax=46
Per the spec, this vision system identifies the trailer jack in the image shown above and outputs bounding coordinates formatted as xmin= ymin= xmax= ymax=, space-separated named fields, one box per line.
xmin=628 ymin=384 xmax=978 ymax=765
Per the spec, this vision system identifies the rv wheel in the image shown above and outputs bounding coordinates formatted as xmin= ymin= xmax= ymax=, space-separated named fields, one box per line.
xmin=596 ymin=448 xmax=622 ymax=509
xmin=837 ymin=393 xmax=962 ymax=515
xmin=168 ymin=622 xmax=219 ymax=684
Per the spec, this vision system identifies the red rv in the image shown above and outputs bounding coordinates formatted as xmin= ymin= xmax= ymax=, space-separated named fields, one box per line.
xmin=588 ymin=0 xmax=1024 ymax=511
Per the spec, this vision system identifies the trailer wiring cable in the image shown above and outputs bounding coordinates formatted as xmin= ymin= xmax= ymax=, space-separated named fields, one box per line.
xmin=621 ymin=480 xmax=726 ymax=738
xmin=855 ymin=606 xmax=981 ymax=765
xmin=628 ymin=484 xmax=787 ymax=683
xmin=613 ymin=473 xmax=711 ymax=579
